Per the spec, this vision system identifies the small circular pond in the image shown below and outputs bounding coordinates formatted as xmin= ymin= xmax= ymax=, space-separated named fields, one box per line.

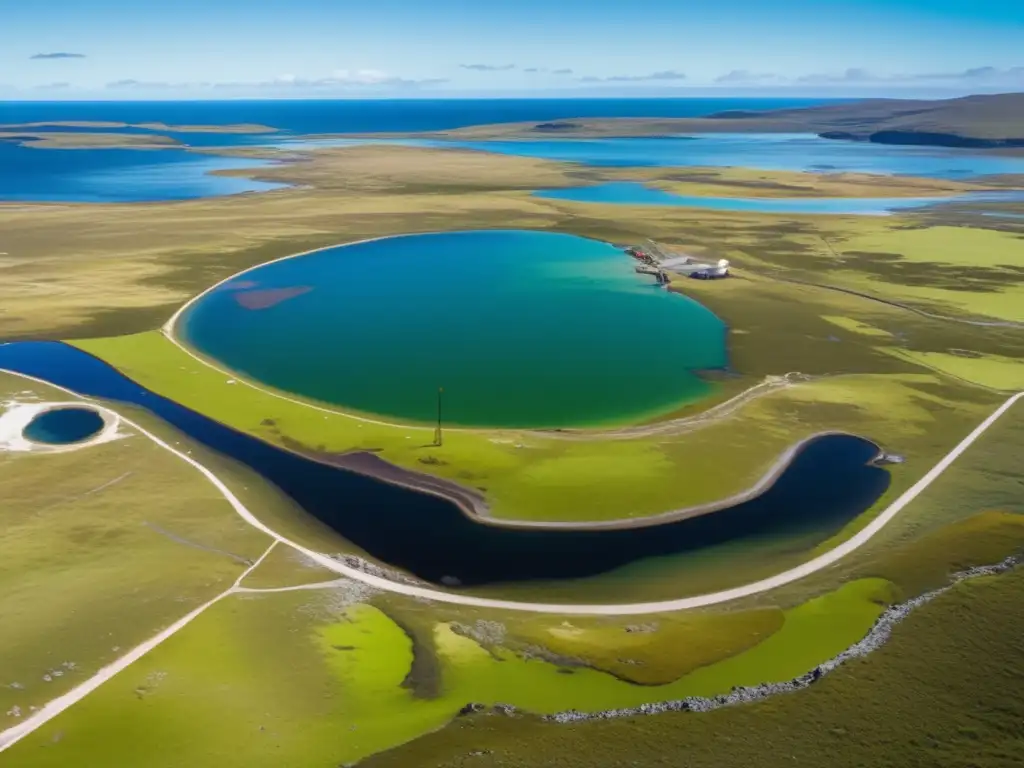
xmin=182 ymin=231 xmax=728 ymax=428
xmin=22 ymin=406 xmax=106 ymax=445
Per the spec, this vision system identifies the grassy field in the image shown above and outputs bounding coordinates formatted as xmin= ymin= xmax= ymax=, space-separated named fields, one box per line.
xmin=65 ymin=222 xmax=1022 ymax=530
xmin=0 ymin=132 xmax=183 ymax=149
xmin=4 ymin=279 xmax=1024 ymax=767
xmin=884 ymin=349 xmax=1024 ymax=390
xmin=4 ymin=115 xmax=1024 ymax=768
xmin=0 ymin=373 xmax=271 ymax=718
xmin=6 ymin=424 xmax=1020 ymax=767
xmin=1 ymin=143 xmax=1019 ymax=338
xmin=363 ymin=565 xmax=1024 ymax=768
xmin=72 ymin=327 xmax=1004 ymax=533
xmin=0 ymin=576 xmax=896 ymax=767
xmin=648 ymin=166 xmax=978 ymax=199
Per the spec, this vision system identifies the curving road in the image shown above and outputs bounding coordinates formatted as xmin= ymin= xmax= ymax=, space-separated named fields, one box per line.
xmin=1 ymin=367 xmax=1021 ymax=753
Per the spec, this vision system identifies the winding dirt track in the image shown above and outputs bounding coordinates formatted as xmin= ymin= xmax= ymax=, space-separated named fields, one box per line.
xmin=0 ymin=368 xmax=1020 ymax=754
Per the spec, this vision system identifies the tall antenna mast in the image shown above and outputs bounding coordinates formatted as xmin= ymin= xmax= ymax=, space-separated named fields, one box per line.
xmin=434 ymin=387 xmax=444 ymax=447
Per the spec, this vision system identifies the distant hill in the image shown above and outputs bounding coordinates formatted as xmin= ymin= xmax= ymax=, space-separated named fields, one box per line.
xmin=709 ymin=92 xmax=1024 ymax=147
xmin=429 ymin=92 xmax=1024 ymax=149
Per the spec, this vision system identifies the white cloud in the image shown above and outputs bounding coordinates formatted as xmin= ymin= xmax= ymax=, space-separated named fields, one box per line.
xmin=459 ymin=63 xmax=516 ymax=72
xmin=715 ymin=69 xmax=782 ymax=84
xmin=794 ymin=65 xmax=1024 ymax=86
xmin=578 ymin=70 xmax=686 ymax=83
xmin=105 ymin=70 xmax=446 ymax=92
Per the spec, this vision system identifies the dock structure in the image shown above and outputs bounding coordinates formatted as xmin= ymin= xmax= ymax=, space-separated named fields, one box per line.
xmin=625 ymin=240 xmax=731 ymax=284
xmin=635 ymin=263 xmax=671 ymax=284
xmin=626 ymin=240 xmax=729 ymax=282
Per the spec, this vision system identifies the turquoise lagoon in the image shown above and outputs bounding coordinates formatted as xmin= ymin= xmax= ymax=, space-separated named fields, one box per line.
xmin=181 ymin=231 xmax=727 ymax=428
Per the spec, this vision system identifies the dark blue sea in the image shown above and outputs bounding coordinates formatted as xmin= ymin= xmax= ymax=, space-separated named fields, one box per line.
xmin=0 ymin=98 xmax=841 ymax=137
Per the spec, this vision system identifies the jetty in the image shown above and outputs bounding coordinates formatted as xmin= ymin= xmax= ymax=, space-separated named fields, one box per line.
xmin=625 ymin=240 xmax=730 ymax=282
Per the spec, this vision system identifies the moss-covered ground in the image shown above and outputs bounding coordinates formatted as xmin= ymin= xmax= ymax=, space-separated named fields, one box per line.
xmin=71 ymin=297 xmax=1010 ymax=530
xmin=365 ymin=565 xmax=1024 ymax=768
xmin=0 ymin=374 xmax=271 ymax=717
xmin=4 ymin=135 xmax=1024 ymax=767
xmin=1 ymin=577 xmax=895 ymax=767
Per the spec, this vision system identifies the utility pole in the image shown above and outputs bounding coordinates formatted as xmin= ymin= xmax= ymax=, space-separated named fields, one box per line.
xmin=434 ymin=387 xmax=444 ymax=447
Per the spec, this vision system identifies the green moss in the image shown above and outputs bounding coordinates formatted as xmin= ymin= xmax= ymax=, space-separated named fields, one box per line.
xmin=502 ymin=608 xmax=785 ymax=685
xmin=71 ymin=329 xmax=1000 ymax=536
xmin=866 ymin=510 xmax=1024 ymax=598
xmin=821 ymin=315 xmax=894 ymax=338
xmin=240 ymin=543 xmax=339 ymax=589
xmin=0 ymin=373 xmax=271 ymax=717
xmin=883 ymin=348 xmax=1024 ymax=391
xmin=4 ymin=579 xmax=893 ymax=766
xmin=835 ymin=225 xmax=1024 ymax=269
xmin=363 ymin=567 xmax=1024 ymax=768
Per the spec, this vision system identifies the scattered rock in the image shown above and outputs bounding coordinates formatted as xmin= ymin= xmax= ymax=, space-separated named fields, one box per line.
xmin=538 ymin=555 xmax=1023 ymax=724
xmin=624 ymin=623 xmax=658 ymax=634
xmin=450 ymin=620 xmax=507 ymax=647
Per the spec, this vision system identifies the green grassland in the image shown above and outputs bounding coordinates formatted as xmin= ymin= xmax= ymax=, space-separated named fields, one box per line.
xmin=884 ymin=349 xmax=1024 ymax=390
xmin=0 ymin=132 xmax=183 ymax=150
xmin=72 ymin=327 xmax=1002 ymax=531
xmin=1 ymin=143 xmax=1019 ymax=340
xmin=238 ymin=543 xmax=341 ymax=589
xmin=0 ymin=374 xmax=271 ymax=717
xmin=364 ymin=565 xmax=1024 ymax=768
xmin=69 ymin=236 xmax=1024 ymax=530
xmin=1 ymin=576 xmax=896 ymax=768
xmin=8 ymin=409 xmax=1019 ymax=766
xmin=4 ymin=133 xmax=1024 ymax=766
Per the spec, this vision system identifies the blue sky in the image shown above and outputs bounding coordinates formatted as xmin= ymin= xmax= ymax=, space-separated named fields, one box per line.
xmin=4 ymin=0 xmax=1024 ymax=99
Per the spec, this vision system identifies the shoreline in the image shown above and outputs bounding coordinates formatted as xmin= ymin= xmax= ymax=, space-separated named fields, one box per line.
xmin=1 ymin=370 xmax=1019 ymax=755
xmin=286 ymin=430 xmax=881 ymax=532
xmin=0 ymin=366 xmax=1019 ymax=619
xmin=153 ymin=233 xmax=894 ymax=532
xmin=160 ymin=230 xmax=726 ymax=435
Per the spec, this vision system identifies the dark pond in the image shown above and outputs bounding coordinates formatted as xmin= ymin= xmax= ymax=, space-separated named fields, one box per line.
xmin=0 ymin=342 xmax=890 ymax=589
xmin=23 ymin=406 xmax=105 ymax=444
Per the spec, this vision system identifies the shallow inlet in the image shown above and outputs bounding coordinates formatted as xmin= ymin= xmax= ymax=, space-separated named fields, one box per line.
xmin=180 ymin=230 xmax=728 ymax=428
xmin=0 ymin=342 xmax=890 ymax=596
xmin=534 ymin=182 xmax=1024 ymax=216
xmin=413 ymin=134 xmax=1024 ymax=179
xmin=21 ymin=406 xmax=105 ymax=445
xmin=0 ymin=142 xmax=286 ymax=204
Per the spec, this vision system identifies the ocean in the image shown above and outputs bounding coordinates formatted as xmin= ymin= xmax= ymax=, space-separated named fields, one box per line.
xmin=0 ymin=97 xmax=843 ymax=136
